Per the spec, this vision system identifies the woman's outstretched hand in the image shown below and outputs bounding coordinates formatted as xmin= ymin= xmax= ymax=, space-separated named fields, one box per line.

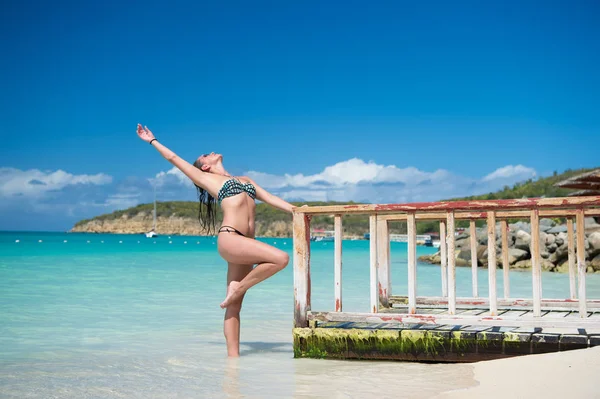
xmin=136 ymin=123 xmax=156 ymax=144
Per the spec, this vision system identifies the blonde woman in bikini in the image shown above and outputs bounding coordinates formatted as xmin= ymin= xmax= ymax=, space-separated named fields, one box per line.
xmin=137 ymin=124 xmax=298 ymax=357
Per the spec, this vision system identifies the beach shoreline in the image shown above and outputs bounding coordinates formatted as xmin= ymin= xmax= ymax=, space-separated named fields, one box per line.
xmin=435 ymin=346 xmax=600 ymax=399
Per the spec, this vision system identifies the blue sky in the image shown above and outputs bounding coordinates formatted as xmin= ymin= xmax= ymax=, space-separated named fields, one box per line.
xmin=1 ymin=0 xmax=598 ymax=231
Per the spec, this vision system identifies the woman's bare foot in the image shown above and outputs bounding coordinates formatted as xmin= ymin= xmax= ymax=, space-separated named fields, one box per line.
xmin=221 ymin=281 xmax=244 ymax=309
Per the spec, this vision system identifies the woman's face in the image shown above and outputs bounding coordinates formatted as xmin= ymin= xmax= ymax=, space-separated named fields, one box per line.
xmin=196 ymin=152 xmax=222 ymax=171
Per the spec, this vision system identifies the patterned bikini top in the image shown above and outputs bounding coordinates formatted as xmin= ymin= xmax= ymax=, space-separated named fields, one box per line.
xmin=217 ymin=177 xmax=256 ymax=204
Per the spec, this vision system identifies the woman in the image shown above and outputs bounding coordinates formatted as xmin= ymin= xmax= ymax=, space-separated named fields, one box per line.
xmin=136 ymin=124 xmax=297 ymax=357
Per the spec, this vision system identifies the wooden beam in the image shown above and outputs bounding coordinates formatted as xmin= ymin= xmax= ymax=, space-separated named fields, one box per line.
xmin=576 ymin=209 xmax=587 ymax=317
xmin=447 ymin=211 xmax=456 ymax=315
xmin=487 ymin=212 xmax=498 ymax=316
xmin=388 ymin=295 xmax=600 ymax=310
xmin=531 ymin=209 xmax=542 ymax=317
xmin=308 ymin=311 xmax=600 ymax=329
xmin=299 ymin=196 xmax=600 ymax=215
xmin=501 ymin=219 xmax=510 ymax=299
xmin=293 ymin=212 xmax=311 ymax=328
xmin=469 ymin=220 xmax=478 ymax=298
xmin=407 ymin=213 xmax=417 ymax=314
xmin=567 ymin=217 xmax=576 ymax=300
xmin=377 ymin=219 xmax=390 ymax=308
xmin=378 ymin=208 xmax=600 ymax=221
xmin=440 ymin=220 xmax=448 ymax=297
xmin=334 ymin=214 xmax=343 ymax=312
xmin=369 ymin=215 xmax=378 ymax=313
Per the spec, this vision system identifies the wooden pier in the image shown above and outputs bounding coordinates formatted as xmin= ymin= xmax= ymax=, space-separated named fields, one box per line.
xmin=292 ymin=196 xmax=600 ymax=362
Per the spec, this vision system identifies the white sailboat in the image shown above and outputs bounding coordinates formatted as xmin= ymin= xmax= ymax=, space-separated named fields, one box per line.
xmin=145 ymin=184 xmax=158 ymax=238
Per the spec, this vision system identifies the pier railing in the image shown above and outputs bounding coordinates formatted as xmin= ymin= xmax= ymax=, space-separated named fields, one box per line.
xmin=292 ymin=196 xmax=600 ymax=329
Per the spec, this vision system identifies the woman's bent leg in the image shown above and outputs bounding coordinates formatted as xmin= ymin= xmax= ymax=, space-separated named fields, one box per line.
xmin=218 ymin=234 xmax=289 ymax=309
xmin=224 ymin=262 xmax=253 ymax=357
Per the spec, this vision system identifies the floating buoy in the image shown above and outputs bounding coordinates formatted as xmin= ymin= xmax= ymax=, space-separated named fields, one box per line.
xmin=119 ymin=241 xmax=123 ymax=244
xmin=168 ymin=236 xmax=171 ymax=239
xmin=100 ymin=240 xmax=104 ymax=243
xmin=15 ymin=239 xmax=20 ymax=243
xmin=197 ymin=241 xmax=200 ymax=244
xmin=169 ymin=241 xmax=172 ymax=244
xmin=137 ymin=241 xmax=140 ymax=244
xmin=153 ymin=241 xmax=156 ymax=244
xmin=183 ymin=241 xmax=187 ymax=244
xmin=87 ymin=240 xmax=90 ymax=244
xmin=64 ymin=240 xmax=68 ymax=243
xmin=38 ymin=240 xmax=42 ymax=243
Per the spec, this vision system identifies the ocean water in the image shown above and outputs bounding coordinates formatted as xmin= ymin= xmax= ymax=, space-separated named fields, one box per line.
xmin=1 ymin=231 xmax=599 ymax=398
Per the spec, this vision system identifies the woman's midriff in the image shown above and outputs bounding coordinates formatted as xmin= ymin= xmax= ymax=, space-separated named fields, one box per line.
xmin=218 ymin=194 xmax=255 ymax=238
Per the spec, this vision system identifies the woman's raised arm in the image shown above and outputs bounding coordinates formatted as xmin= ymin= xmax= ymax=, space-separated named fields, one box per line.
xmin=137 ymin=124 xmax=209 ymax=188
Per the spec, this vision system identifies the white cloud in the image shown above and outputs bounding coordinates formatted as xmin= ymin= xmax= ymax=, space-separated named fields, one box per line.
xmin=0 ymin=167 xmax=112 ymax=198
xmin=149 ymin=159 xmax=539 ymax=204
xmin=482 ymin=165 xmax=536 ymax=182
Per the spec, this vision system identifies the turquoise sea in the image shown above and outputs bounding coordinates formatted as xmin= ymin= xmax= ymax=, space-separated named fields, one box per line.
xmin=1 ymin=231 xmax=599 ymax=398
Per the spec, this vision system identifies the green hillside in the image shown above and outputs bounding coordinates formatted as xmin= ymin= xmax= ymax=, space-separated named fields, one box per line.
xmin=74 ymin=167 xmax=596 ymax=235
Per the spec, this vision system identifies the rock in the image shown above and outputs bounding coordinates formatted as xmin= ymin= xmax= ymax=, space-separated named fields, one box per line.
xmin=544 ymin=234 xmax=556 ymax=246
xmin=477 ymin=230 xmax=488 ymax=246
xmin=546 ymin=242 xmax=558 ymax=253
xmin=542 ymin=259 xmax=555 ymax=271
xmin=514 ymin=259 xmax=532 ymax=269
xmin=508 ymin=248 xmax=529 ymax=265
xmin=549 ymin=243 xmax=569 ymax=264
xmin=539 ymin=218 xmax=555 ymax=232
xmin=455 ymin=258 xmax=469 ymax=267
xmin=455 ymin=237 xmax=470 ymax=249
xmin=514 ymin=230 xmax=531 ymax=251
xmin=588 ymin=266 xmax=595 ymax=273
xmin=555 ymin=261 xmax=569 ymax=273
xmin=555 ymin=232 xmax=567 ymax=246
xmin=591 ymin=254 xmax=600 ymax=272
xmin=456 ymin=232 xmax=469 ymax=241
xmin=585 ymin=217 xmax=600 ymax=232
xmin=457 ymin=249 xmax=472 ymax=261
xmin=509 ymin=221 xmax=531 ymax=233
xmin=588 ymin=232 xmax=600 ymax=254
xmin=431 ymin=255 xmax=442 ymax=264
xmin=547 ymin=225 xmax=568 ymax=234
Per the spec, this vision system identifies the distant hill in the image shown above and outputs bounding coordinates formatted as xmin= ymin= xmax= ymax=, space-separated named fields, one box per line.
xmin=72 ymin=168 xmax=597 ymax=236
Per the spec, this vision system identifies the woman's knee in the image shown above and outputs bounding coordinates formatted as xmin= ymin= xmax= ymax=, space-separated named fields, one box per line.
xmin=274 ymin=250 xmax=289 ymax=270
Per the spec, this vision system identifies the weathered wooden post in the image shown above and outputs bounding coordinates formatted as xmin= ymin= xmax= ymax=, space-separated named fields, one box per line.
xmin=439 ymin=220 xmax=448 ymax=298
xmin=487 ymin=212 xmax=498 ymax=316
xmin=469 ymin=219 xmax=478 ymax=297
xmin=334 ymin=214 xmax=343 ymax=312
xmin=293 ymin=211 xmax=311 ymax=328
xmin=501 ymin=219 xmax=510 ymax=299
xmin=377 ymin=218 xmax=390 ymax=308
xmin=567 ymin=217 xmax=576 ymax=300
xmin=530 ymin=209 xmax=542 ymax=317
xmin=576 ymin=209 xmax=587 ymax=317
xmin=447 ymin=211 xmax=456 ymax=315
xmin=369 ymin=214 xmax=379 ymax=313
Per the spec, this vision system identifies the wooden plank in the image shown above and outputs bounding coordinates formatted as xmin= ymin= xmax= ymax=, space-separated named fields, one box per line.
xmin=440 ymin=220 xmax=448 ymax=297
xmin=530 ymin=209 xmax=542 ymax=317
xmin=500 ymin=310 xmax=530 ymax=318
xmin=469 ymin=220 xmax=478 ymax=297
xmin=447 ymin=211 xmax=456 ymax=315
xmin=576 ymin=209 xmax=587 ymax=317
xmin=377 ymin=219 xmax=390 ymax=308
xmin=407 ymin=213 xmax=417 ymax=314
xmin=488 ymin=212 xmax=498 ymax=316
xmin=567 ymin=217 xmax=576 ymax=300
xmin=308 ymin=311 xmax=600 ymax=328
xmin=541 ymin=311 xmax=570 ymax=319
xmin=565 ymin=311 xmax=591 ymax=319
xmin=293 ymin=212 xmax=311 ymax=328
xmin=378 ymin=208 xmax=600 ymax=221
xmin=501 ymin=219 xmax=510 ymax=299
xmin=298 ymin=196 xmax=600 ymax=215
xmin=388 ymin=296 xmax=600 ymax=310
xmin=334 ymin=214 xmax=343 ymax=312
xmin=369 ymin=214 xmax=378 ymax=313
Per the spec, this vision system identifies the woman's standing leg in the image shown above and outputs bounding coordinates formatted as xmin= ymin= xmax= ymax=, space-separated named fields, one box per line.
xmin=224 ymin=262 xmax=253 ymax=357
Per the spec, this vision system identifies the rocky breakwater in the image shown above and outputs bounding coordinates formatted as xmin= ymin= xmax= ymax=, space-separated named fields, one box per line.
xmin=419 ymin=217 xmax=600 ymax=273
